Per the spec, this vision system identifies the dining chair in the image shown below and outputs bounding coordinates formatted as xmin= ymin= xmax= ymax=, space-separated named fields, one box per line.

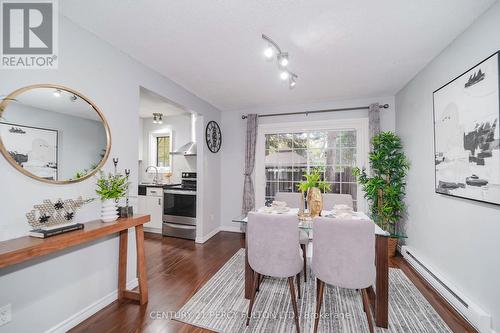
xmin=247 ymin=212 xmax=303 ymax=333
xmin=322 ymin=193 xmax=354 ymax=210
xmin=312 ymin=217 xmax=375 ymax=333
xmin=275 ymin=192 xmax=309 ymax=282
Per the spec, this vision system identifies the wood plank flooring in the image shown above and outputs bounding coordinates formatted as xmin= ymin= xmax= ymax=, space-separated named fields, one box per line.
xmin=70 ymin=232 xmax=476 ymax=333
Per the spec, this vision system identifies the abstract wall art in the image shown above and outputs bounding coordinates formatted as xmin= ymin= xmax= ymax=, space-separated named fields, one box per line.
xmin=0 ymin=122 xmax=58 ymax=180
xmin=433 ymin=52 xmax=500 ymax=205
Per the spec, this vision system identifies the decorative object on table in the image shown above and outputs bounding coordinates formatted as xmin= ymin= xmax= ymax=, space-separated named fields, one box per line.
xmin=0 ymin=84 xmax=111 ymax=185
xmin=0 ymin=122 xmax=58 ymax=181
xmin=354 ymin=132 xmax=409 ymax=257
xmin=433 ymin=51 xmax=500 ymax=205
xmin=297 ymin=168 xmax=331 ymax=217
xmin=119 ymin=168 xmax=134 ymax=218
xmin=260 ymin=200 xmax=290 ymax=214
xmin=26 ymin=197 xmax=89 ymax=238
xmin=331 ymin=204 xmax=355 ymax=219
xmin=205 ymin=120 xmax=222 ymax=153
xmin=95 ymin=169 xmax=130 ymax=222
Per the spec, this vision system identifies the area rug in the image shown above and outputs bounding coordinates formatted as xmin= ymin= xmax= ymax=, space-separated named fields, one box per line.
xmin=175 ymin=249 xmax=450 ymax=332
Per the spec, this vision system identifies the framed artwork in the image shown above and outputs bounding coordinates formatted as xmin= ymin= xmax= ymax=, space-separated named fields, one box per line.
xmin=433 ymin=51 xmax=500 ymax=205
xmin=0 ymin=122 xmax=58 ymax=180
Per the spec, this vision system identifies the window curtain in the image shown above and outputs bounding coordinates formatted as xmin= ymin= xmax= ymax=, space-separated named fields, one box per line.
xmin=242 ymin=114 xmax=258 ymax=214
xmin=368 ymin=103 xmax=381 ymax=146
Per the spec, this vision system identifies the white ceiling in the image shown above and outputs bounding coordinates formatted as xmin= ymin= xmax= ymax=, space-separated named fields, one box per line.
xmin=139 ymin=87 xmax=189 ymax=118
xmin=16 ymin=88 xmax=101 ymax=121
xmin=62 ymin=0 xmax=496 ymax=111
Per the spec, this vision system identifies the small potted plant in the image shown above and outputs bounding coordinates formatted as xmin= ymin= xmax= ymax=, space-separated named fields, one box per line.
xmin=95 ymin=171 xmax=129 ymax=222
xmin=353 ymin=132 xmax=409 ymax=257
xmin=297 ymin=168 xmax=331 ymax=217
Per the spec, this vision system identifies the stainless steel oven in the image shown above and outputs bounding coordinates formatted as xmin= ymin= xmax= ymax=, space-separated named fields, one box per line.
xmin=162 ymin=172 xmax=197 ymax=240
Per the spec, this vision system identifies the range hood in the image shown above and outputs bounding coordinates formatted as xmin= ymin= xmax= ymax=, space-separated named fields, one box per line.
xmin=170 ymin=141 xmax=197 ymax=156
xmin=170 ymin=113 xmax=197 ymax=156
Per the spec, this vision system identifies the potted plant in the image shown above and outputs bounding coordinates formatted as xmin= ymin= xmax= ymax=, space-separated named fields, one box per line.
xmin=297 ymin=168 xmax=331 ymax=217
xmin=95 ymin=171 xmax=129 ymax=222
xmin=353 ymin=132 xmax=409 ymax=257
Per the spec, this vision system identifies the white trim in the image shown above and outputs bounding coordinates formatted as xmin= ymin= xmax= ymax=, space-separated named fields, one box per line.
xmin=220 ymin=224 xmax=244 ymax=233
xmin=45 ymin=278 xmax=139 ymax=333
xmin=195 ymin=226 xmax=220 ymax=244
xmin=255 ymin=118 xmax=369 ymax=212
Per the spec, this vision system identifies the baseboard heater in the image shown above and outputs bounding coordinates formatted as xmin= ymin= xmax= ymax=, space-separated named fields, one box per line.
xmin=400 ymin=246 xmax=493 ymax=333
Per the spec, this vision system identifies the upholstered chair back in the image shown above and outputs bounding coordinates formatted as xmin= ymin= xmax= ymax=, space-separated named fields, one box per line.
xmin=247 ymin=212 xmax=303 ymax=278
xmin=312 ymin=217 xmax=375 ymax=289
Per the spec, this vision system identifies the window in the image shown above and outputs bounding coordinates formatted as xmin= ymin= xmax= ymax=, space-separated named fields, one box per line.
xmin=156 ymin=136 xmax=171 ymax=168
xmin=255 ymin=119 xmax=368 ymax=211
xmin=149 ymin=131 xmax=172 ymax=172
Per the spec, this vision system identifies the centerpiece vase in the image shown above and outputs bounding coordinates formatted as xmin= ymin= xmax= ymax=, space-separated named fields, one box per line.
xmin=307 ymin=187 xmax=323 ymax=217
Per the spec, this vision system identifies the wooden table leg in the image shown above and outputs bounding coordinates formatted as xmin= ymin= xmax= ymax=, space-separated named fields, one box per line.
xmin=245 ymin=236 xmax=254 ymax=299
xmin=135 ymin=225 xmax=148 ymax=305
xmin=118 ymin=229 xmax=128 ymax=301
xmin=119 ymin=225 xmax=149 ymax=305
xmin=375 ymin=235 xmax=389 ymax=328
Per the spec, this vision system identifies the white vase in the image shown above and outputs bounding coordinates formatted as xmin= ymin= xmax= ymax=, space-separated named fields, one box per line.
xmin=101 ymin=199 xmax=118 ymax=222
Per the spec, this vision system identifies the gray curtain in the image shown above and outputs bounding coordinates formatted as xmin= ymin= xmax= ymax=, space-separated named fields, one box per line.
xmin=368 ymin=103 xmax=381 ymax=146
xmin=242 ymin=114 xmax=258 ymax=214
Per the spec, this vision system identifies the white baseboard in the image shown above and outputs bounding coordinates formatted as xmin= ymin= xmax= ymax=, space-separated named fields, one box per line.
xmin=45 ymin=278 xmax=139 ymax=333
xmin=219 ymin=224 xmax=244 ymax=233
xmin=195 ymin=227 xmax=220 ymax=244
xmin=144 ymin=226 xmax=162 ymax=234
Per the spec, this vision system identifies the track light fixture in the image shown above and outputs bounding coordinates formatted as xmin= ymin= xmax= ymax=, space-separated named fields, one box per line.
xmin=262 ymin=34 xmax=298 ymax=88
xmin=153 ymin=113 xmax=163 ymax=124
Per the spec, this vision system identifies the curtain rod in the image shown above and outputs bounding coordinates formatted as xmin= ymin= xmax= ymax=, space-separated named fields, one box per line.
xmin=241 ymin=103 xmax=389 ymax=119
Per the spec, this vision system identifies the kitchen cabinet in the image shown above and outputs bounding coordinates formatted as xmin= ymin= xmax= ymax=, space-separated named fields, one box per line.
xmin=138 ymin=187 xmax=163 ymax=232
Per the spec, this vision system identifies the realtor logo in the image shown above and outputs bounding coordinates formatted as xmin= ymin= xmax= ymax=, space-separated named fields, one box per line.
xmin=1 ymin=0 xmax=58 ymax=69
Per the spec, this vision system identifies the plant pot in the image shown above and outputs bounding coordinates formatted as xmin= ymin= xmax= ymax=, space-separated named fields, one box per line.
xmin=388 ymin=237 xmax=398 ymax=257
xmin=101 ymin=199 xmax=118 ymax=222
xmin=307 ymin=187 xmax=323 ymax=217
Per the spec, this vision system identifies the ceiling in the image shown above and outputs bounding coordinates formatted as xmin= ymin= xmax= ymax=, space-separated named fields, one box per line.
xmin=15 ymin=88 xmax=101 ymax=121
xmin=139 ymin=87 xmax=190 ymax=118
xmin=62 ymin=0 xmax=496 ymax=111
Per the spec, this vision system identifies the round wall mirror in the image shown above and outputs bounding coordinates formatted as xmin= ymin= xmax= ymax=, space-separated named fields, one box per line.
xmin=0 ymin=84 xmax=111 ymax=184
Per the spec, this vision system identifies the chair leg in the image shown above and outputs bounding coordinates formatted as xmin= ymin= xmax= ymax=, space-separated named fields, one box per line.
xmin=361 ymin=288 xmax=374 ymax=333
xmin=287 ymin=277 xmax=301 ymax=333
xmin=246 ymin=272 xmax=260 ymax=326
xmin=300 ymin=243 xmax=307 ymax=282
xmin=296 ymin=273 xmax=301 ymax=299
xmin=256 ymin=274 xmax=263 ymax=292
xmin=313 ymin=279 xmax=325 ymax=333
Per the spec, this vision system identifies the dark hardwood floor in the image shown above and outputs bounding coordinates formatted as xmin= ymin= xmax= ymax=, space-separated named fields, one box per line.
xmin=71 ymin=232 xmax=476 ymax=333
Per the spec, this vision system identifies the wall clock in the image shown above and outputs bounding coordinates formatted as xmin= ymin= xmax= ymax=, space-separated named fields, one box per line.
xmin=205 ymin=120 xmax=222 ymax=153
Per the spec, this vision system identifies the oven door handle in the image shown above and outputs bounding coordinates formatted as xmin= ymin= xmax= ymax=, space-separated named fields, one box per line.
xmin=164 ymin=189 xmax=197 ymax=195
xmin=163 ymin=223 xmax=196 ymax=230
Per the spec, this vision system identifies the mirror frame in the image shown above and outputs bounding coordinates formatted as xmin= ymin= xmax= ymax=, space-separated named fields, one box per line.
xmin=0 ymin=84 xmax=112 ymax=184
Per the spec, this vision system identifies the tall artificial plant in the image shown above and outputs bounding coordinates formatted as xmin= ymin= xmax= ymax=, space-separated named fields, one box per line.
xmin=353 ymin=132 xmax=409 ymax=236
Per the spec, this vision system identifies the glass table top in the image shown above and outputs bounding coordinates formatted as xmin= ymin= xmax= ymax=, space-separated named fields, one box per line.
xmin=232 ymin=208 xmax=389 ymax=236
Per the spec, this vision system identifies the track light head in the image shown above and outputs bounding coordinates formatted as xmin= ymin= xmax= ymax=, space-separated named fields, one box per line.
xmin=278 ymin=53 xmax=289 ymax=67
xmin=264 ymin=45 xmax=274 ymax=59
xmin=53 ymin=89 xmax=61 ymax=97
xmin=289 ymin=76 xmax=297 ymax=89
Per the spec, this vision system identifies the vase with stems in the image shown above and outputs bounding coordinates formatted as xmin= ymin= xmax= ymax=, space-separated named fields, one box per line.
xmin=95 ymin=170 xmax=129 ymax=222
xmin=297 ymin=168 xmax=331 ymax=217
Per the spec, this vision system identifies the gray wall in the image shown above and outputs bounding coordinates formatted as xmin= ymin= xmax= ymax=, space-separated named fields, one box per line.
xmin=0 ymin=15 xmax=221 ymax=333
xmin=5 ymin=104 xmax=107 ymax=180
xmin=395 ymin=3 xmax=500 ymax=331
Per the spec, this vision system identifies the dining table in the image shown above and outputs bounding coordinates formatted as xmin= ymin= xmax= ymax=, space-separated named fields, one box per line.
xmin=232 ymin=208 xmax=390 ymax=328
